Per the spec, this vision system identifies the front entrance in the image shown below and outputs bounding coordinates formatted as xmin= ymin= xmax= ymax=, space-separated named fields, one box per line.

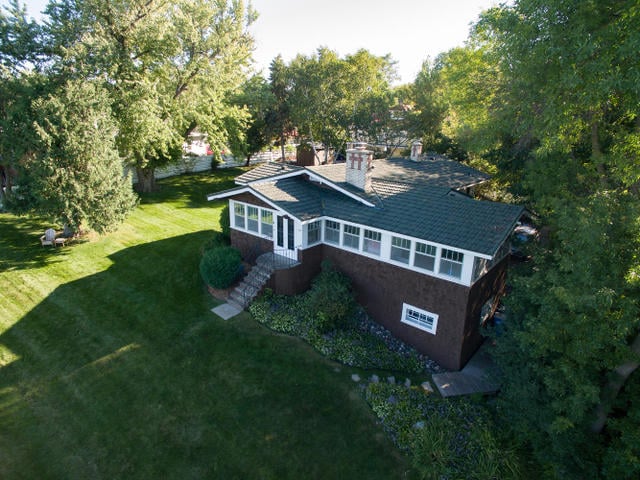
xmin=275 ymin=215 xmax=295 ymax=255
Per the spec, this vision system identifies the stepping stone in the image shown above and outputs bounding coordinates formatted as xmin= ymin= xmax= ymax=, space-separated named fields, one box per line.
xmin=211 ymin=303 xmax=242 ymax=320
xmin=421 ymin=381 xmax=434 ymax=393
xmin=351 ymin=374 xmax=361 ymax=382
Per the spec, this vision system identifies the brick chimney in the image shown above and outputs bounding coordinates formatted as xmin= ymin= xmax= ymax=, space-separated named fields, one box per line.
xmin=345 ymin=143 xmax=373 ymax=192
xmin=410 ymin=140 xmax=423 ymax=161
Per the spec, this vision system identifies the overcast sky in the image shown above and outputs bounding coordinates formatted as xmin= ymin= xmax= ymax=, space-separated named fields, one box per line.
xmin=7 ymin=0 xmax=499 ymax=84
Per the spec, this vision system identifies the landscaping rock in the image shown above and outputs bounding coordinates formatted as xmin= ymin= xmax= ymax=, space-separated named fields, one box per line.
xmin=387 ymin=376 xmax=396 ymax=385
xmin=421 ymin=381 xmax=434 ymax=393
xmin=370 ymin=374 xmax=380 ymax=383
xmin=404 ymin=378 xmax=411 ymax=388
xmin=351 ymin=373 xmax=361 ymax=382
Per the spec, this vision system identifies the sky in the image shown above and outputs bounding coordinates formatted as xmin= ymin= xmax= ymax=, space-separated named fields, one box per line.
xmin=7 ymin=0 xmax=499 ymax=84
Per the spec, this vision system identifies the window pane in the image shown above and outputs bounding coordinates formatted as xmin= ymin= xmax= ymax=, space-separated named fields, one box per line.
xmin=401 ymin=303 xmax=438 ymax=334
xmin=390 ymin=236 xmax=410 ymax=263
xmin=439 ymin=249 xmax=464 ymax=278
xmin=414 ymin=242 xmax=436 ymax=271
xmin=247 ymin=206 xmax=259 ymax=232
xmin=234 ymin=203 xmax=245 ymax=229
xmin=307 ymin=221 xmax=321 ymax=245
xmin=363 ymin=229 xmax=381 ymax=256
xmin=342 ymin=224 xmax=360 ymax=249
xmin=261 ymin=210 xmax=273 ymax=238
xmin=325 ymin=220 xmax=340 ymax=244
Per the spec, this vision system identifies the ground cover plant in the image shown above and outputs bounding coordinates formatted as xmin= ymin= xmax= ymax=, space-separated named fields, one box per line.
xmin=0 ymin=169 xmax=410 ymax=479
xmin=364 ymin=383 xmax=520 ymax=480
xmin=249 ymin=263 xmax=439 ymax=374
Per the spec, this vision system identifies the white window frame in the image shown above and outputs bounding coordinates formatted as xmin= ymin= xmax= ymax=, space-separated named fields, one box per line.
xmin=325 ymin=219 xmax=341 ymax=245
xmin=390 ymin=236 xmax=411 ymax=264
xmin=261 ymin=210 xmax=273 ymax=238
xmin=401 ymin=303 xmax=438 ymax=335
xmin=439 ymin=248 xmax=464 ymax=279
xmin=363 ymin=229 xmax=382 ymax=256
xmin=342 ymin=224 xmax=360 ymax=250
xmin=306 ymin=220 xmax=322 ymax=246
xmin=247 ymin=205 xmax=259 ymax=233
xmin=233 ymin=202 xmax=245 ymax=229
xmin=414 ymin=242 xmax=437 ymax=271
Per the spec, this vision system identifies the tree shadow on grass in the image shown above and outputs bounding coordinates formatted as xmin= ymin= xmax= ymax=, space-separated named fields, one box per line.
xmin=138 ymin=168 xmax=244 ymax=209
xmin=0 ymin=231 xmax=408 ymax=479
xmin=0 ymin=214 xmax=68 ymax=272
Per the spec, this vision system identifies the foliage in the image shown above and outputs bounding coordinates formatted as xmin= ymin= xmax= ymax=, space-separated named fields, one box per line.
xmin=284 ymin=48 xmax=397 ymax=160
xmin=228 ymin=75 xmax=277 ymax=164
xmin=466 ymin=1 xmax=640 ymax=478
xmin=43 ymin=0 xmax=255 ymax=191
xmin=12 ymin=79 xmax=138 ymax=234
xmin=199 ymin=246 xmax=242 ymax=289
xmin=249 ymin=265 xmax=428 ymax=374
xmin=219 ymin=204 xmax=231 ymax=240
xmin=364 ymin=383 xmax=521 ymax=479
xmin=307 ymin=261 xmax=355 ymax=332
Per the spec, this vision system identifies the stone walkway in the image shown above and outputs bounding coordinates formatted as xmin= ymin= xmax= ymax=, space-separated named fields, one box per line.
xmin=432 ymin=342 xmax=500 ymax=397
xmin=211 ymin=303 xmax=242 ymax=320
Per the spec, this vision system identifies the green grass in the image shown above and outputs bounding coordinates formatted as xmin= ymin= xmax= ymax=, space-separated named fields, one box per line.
xmin=0 ymin=169 xmax=410 ymax=479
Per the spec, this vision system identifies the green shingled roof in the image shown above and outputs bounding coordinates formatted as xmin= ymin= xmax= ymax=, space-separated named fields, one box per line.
xmin=248 ymin=176 xmax=523 ymax=256
xmin=211 ymin=157 xmax=523 ymax=257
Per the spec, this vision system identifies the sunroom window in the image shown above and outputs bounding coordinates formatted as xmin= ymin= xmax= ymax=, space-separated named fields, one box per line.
xmin=342 ymin=224 xmax=360 ymax=250
xmin=325 ymin=220 xmax=340 ymax=244
xmin=233 ymin=203 xmax=245 ymax=229
xmin=363 ymin=229 xmax=381 ymax=256
xmin=414 ymin=242 xmax=436 ymax=271
xmin=261 ymin=210 xmax=273 ymax=238
xmin=390 ymin=236 xmax=411 ymax=264
xmin=247 ymin=206 xmax=259 ymax=233
xmin=440 ymin=248 xmax=464 ymax=279
xmin=307 ymin=221 xmax=321 ymax=245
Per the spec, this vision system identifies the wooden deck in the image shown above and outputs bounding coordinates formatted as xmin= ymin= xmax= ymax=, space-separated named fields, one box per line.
xmin=432 ymin=343 xmax=500 ymax=397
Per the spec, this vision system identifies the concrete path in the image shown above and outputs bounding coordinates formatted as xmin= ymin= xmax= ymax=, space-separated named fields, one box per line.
xmin=432 ymin=342 xmax=500 ymax=397
xmin=211 ymin=303 xmax=242 ymax=320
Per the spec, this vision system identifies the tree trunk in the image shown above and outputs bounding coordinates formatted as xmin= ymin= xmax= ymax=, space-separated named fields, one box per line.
xmin=280 ymin=133 xmax=286 ymax=162
xmin=591 ymin=331 xmax=640 ymax=433
xmin=591 ymin=119 xmax=608 ymax=187
xmin=135 ymin=166 xmax=156 ymax=193
xmin=245 ymin=154 xmax=251 ymax=166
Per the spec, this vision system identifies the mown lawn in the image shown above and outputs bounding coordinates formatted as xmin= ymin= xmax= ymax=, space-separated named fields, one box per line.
xmin=0 ymin=169 xmax=411 ymax=479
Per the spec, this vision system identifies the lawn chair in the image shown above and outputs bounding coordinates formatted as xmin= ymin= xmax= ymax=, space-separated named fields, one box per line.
xmin=40 ymin=228 xmax=56 ymax=247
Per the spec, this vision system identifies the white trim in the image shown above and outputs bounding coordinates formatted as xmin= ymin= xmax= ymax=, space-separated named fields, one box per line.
xmin=401 ymin=303 xmax=438 ymax=335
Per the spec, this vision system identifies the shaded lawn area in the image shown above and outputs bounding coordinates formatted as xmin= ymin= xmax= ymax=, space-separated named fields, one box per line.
xmin=0 ymin=169 xmax=410 ymax=479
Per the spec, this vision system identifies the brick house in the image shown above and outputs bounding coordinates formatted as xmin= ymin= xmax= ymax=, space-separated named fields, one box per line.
xmin=208 ymin=145 xmax=523 ymax=370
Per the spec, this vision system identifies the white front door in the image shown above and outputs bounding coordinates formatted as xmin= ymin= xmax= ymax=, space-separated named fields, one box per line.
xmin=275 ymin=215 xmax=295 ymax=254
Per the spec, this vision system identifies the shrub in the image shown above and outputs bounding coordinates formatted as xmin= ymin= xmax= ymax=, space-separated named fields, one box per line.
xmin=201 ymin=231 xmax=230 ymax=253
xmin=199 ymin=246 xmax=242 ymax=289
xmin=307 ymin=261 xmax=356 ymax=332
xmin=219 ymin=204 xmax=230 ymax=240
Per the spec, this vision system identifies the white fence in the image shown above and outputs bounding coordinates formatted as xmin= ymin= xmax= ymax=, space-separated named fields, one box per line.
xmin=129 ymin=150 xmax=289 ymax=183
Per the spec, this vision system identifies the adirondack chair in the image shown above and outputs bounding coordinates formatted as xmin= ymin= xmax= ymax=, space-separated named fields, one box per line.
xmin=40 ymin=228 xmax=56 ymax=247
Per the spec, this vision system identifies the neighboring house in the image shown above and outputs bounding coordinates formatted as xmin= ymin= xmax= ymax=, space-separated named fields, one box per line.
xmin=208 ymin=144 xmax=524 ymax=370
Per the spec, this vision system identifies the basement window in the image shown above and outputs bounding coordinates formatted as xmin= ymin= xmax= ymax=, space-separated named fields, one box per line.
xmin=401 ymin=303 xmax=438 ymax=335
